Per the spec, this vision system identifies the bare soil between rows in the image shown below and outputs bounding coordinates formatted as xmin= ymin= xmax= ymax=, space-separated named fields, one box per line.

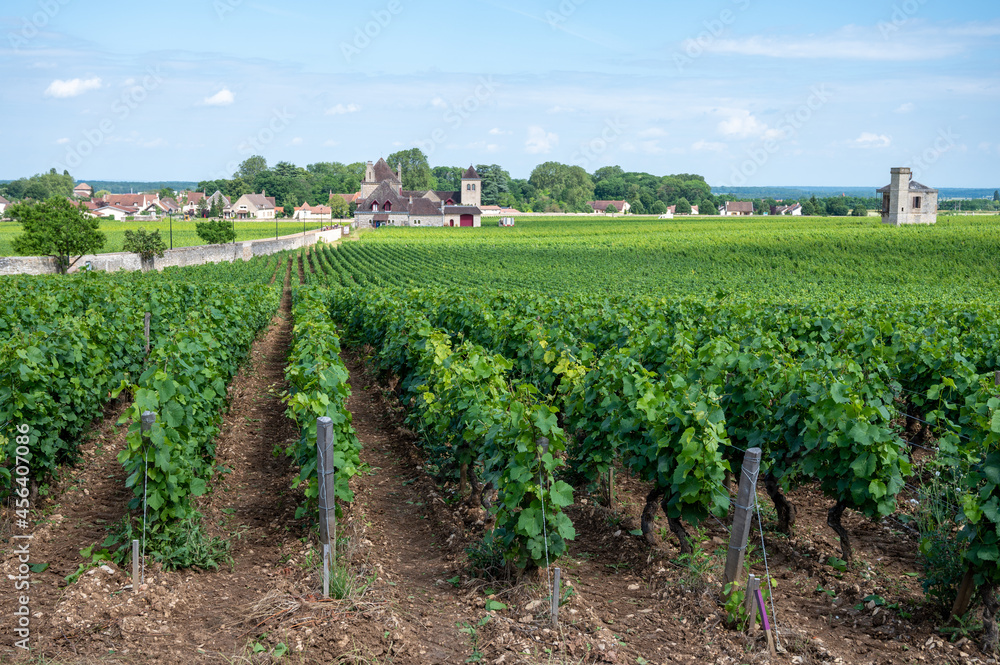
xmin=2 ymin=281 xmax=997 ymax=664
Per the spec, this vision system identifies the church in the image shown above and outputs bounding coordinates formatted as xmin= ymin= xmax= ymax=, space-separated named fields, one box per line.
xmin=353 ymin=158 xmax=483 ymax=228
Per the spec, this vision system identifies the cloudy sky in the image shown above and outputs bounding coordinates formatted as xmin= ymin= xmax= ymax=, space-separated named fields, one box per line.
xmin=1 ymin=0 xmax=998 ymax=186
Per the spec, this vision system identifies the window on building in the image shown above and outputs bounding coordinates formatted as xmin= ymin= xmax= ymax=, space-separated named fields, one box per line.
xmin=472 ymin=184 xmax=476 ymax=191
xmin=913 ymin=196 xmax=922 ymax=209
xmin=385 ymin=201 xmax=392 ymax=211
xmin=372 ymin=203 xmax=378 ymax=211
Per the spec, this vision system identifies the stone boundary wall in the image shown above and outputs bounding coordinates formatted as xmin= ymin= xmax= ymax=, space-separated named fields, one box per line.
xmin=0 ymin=227 xmax=347 ymax=276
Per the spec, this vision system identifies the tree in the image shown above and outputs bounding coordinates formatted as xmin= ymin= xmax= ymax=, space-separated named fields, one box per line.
xmin=994 ymin=190 xmax=999 ymax=202
xmin=651 ymin=200 xmax=668 ymax=215
xmin=386 ymin=148 xmax=432 ymax=190
xmin=476 ymin=164 xmax=512 ymax=206
xmin=195 ymin=219 xmax=236 ymax=244
xmin=94 ymin=189 xmax=110 ymax=200
xmin=432 ymin=166 xmax=463 ymax=191
xmin=698 ymin=198 xmax=718 ymax=215
xmin=329 ymin=196 xmax=350 ymax=219
xmin=675 ymin=198 xmax=692 ymax=214
xmin=9 ymin=198 xmax=105 ymax=273
xmin=851 ymin=204 xmax=868 ymax=217
xmin=827 ymin=200 xmax=849 ymax=216
xmin=122 ymin=227 xmax=167 ymax=270
xmin=209 ymin=198 xmax=223 ymax=219
xmin=158 ymin=187 xmax=175 ymax=200
xmin=605 ymin=203 xmax=618 ymax=214
xmin=236 ymin=155 xmax=268 ymax=181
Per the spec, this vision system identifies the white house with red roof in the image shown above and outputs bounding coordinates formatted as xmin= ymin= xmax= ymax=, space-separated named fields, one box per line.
xmin=225 ymin=192 xmax=276 ymax=219
xmin=73 ymin=182 xmax=94 ymax=198
xmin=293 ymin=202 xmax=333 ymax=220
xmin=588 ymin=200 xmax=631 ymax=214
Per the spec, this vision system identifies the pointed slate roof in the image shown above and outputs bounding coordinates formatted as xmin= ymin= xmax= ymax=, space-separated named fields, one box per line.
xmin=371 ymin=158 xmax=401 ymax=184
xmin=877 ymin=180 xmax=938 ymax=193
xmin=462 ymin=165 xmax=481 ymax=180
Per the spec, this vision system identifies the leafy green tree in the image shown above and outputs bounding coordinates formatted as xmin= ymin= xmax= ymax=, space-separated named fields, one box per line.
xmin=994 ymin=190 xmax=999 ymax=202
xmin=236 ymin=155 xmax=268 ymax=181
xmin=475 ymin=164 xmax=512 ymax=206
xmin=605 ymin=203 xmax=618 ymax=214
xmin=827 ymin=200 xmax=849 ymax=216
xmin=329 ymin=195 xmax=350 ymax=219
xmin=650 ymin=200 xmax=668 ymax=215
xmin=123 ymin=227 xmax=168 ymax=269
xmin=851 ymin=204 xmax=868 ymax=217
xmin=431 ymin=166 xmax=463 ymax=191
xmin=386 ymin=148 xmax=432 ymax=190
xmin=94 ymin=189 xmax=110 ymax=199
xmin=698 ymin=198 xmax=718 ymax=215
xmin=158 ymin=187 xmax=175 ymax=200
xmin=195 ymin=219 xmax=236 ymax=244
xmin=675 ymin=198 xmax=692 ymax=214
xmin=9 ymin=198 xmax=105 ymax=273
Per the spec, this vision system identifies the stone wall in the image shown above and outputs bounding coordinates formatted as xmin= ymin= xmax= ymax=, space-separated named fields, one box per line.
xmin=0 ymin=227 xmax=346 ymax=276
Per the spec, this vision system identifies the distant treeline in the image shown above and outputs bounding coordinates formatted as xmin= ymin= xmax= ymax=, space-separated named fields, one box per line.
xmin=82 ymin=181 xmax=199 ymax=195
xmin=714 ymin=185 xmax=1000 ymax=200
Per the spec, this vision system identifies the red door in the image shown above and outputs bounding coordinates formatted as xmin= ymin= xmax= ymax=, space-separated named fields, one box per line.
xmin=460 ymin=214 xmax=473 ymax=227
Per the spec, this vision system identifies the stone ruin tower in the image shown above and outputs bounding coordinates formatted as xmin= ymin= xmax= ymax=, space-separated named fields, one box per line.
xmin=878 ymin=167 xmax=938 ymax=226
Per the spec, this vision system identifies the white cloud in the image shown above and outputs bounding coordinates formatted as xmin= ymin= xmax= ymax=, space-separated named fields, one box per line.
xmin=489 ymin=127 xmax=511 ymax=136
xmin=895 ymin=102 xmax=915 ymax=113
xmin=55 ymin=137 xmax=70 ymax=145
xmin=431 ymin=97 xmax=448 ymax=109
xmin=692 ymin=140 xmax=727 ymax=152
xmin=44 ymin=77 xmax=102 ymax=98
xmin=639 ymin=141 xmax=664 ymax=154
xmin=850 ymin=132 xmax=892 ymax=148
xmin=325 ymin=103 xmax=361 ymax=115
xmin=123 ymin=78 xmax=136 ymax=87
xmin=290 ymin=137 xmax=303 ymax=145
xmin=717 ymin=110 xmax=768 ymax=138
xmin=204 ymin=88 xmax=234 ymax=106
xmin=703 ymin=30 xmax=962 ymax=61
xmin=525 ymin=126 xmax=558 ymax=154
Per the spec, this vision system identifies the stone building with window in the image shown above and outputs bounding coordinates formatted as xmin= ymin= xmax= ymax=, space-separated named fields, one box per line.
xmin=878 ymin=167 xmax=938 ymax=225
xmin=353 ymin=158 xmax=483 ymax=228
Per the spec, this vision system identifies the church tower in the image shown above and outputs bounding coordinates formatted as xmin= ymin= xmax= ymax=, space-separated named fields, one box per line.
xmin=461 ymin=165 xmax=481 ymax=207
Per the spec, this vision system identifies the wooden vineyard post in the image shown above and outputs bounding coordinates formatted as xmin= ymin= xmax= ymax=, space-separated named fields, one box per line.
xmin=608 ymin=468 xmax=615 ymax=507
xmin=144 ymin=312 xmax=151 ymax=355
xmin=724 ymin=447 xmax=762 ymax=595
xmin=317 ymin=416 xmax=335 ymax=597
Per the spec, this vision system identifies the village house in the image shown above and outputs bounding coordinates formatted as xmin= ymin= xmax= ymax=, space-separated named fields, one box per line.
xmin=666 ymin=204 xmax=700 ymax=216
xmin=587 ymin=200 xmax=631 ymax=214
xmin=719 ymin=201 xmax=755 ymax=216
xmin=0 ymin=195 xmax=9 ymax=216
xmin=92 ymin=204 xmax=137 ymax=221
xmin=225 ymin=193 xmax=275 ymax=219
xmin=293 ymin=202 xmax=334 ymax=220
xmin=878 ymin=167 xmax=938 ymax=225
xmin=771 ymin=203 xmax=803 ymax=216
xmin=180 ymin=191 xmax=207 ymax=216
xmin=73 ymin=182 xmax=94 ymax=198
xmin=352 ymin=159 xmax=483 ymax=228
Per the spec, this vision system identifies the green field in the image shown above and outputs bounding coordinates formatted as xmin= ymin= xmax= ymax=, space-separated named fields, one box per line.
xmin=343 ymin=214 xmax=1000 ymax=303
xmin=0 ymin=219 xmax=332 ymax=255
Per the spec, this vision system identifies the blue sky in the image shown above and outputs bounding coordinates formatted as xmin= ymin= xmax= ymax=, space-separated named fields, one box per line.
xmin=1 ymin=0 xmax=997 ymax=186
